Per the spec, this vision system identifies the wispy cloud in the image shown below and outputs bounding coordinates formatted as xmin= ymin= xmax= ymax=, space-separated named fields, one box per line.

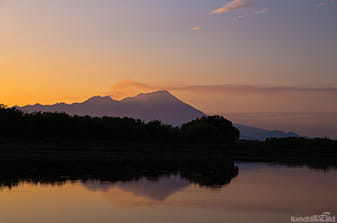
xmin=192 ymin=26 xmax=201 ymax=31
xmin=317 ymin=0 xmax=337 ymax=7
xmin=235 ymin=8 xmax=270 ymax=20
xmin=210 ymin=0 xmax=257 ymax=15
xmin=106 ymin=79 xmax=337 ymax=99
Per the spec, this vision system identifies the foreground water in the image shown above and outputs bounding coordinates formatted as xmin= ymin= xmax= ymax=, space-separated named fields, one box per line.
xmin=0 ymin=163 xmax=336 ymax=223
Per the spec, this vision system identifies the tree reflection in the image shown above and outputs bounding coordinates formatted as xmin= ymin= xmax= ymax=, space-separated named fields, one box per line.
xmin=0 ymin=158 xmax=239 ymax=190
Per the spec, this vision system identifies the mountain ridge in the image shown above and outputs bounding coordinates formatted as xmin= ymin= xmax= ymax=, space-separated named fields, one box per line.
xmin=234 ymin=123 xmax=299 ymax=140
xmin=18 ymin=90 xmax=299 ymax=140
xmin=19 ymin=90 xmax=206 ymax=126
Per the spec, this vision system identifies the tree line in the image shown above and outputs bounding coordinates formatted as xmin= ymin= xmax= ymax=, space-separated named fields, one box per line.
xmin=0 ymin=105 xmax=240 ymax=144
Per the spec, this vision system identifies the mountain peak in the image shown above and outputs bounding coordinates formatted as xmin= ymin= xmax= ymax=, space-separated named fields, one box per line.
xmin=84 ymin=96 xmax=116 ymax=104
xmin=137 ymin=90 xmax=173 ymax=97
xmin=122 ymin=90 xmax=178 ymax=103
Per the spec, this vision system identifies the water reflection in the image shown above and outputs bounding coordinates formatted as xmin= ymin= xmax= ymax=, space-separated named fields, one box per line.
xmin=1 ymin=159 xmax=337 ymax=191
xmin=84 ymin=176 xmax=190 ymax=201
xmin=0 ymin=161 xmax=337 ymax=223
xmin=0 ymin=159 xmax=239 ymax=190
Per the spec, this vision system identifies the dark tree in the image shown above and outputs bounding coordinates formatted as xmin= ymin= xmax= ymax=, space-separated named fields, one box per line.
xmin=0 ymin=106 xmax=239 ymax=144
xmin=181 ymin=116 xmax=240 ymax=144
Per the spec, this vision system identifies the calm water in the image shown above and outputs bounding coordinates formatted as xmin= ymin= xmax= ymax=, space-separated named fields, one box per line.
xmin=0 ymin=163 xmax=336 ymax=223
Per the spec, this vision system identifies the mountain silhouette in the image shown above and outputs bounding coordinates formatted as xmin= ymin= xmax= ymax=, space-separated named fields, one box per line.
xmin=20 ymin=90 xmax=205 ymax=126
xmin=18 ymin=90 xmax=299 ymax=140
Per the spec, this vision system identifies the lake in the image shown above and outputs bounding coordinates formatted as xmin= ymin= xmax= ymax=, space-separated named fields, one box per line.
xmin=0 ymin=162 xmax=336 ymax=223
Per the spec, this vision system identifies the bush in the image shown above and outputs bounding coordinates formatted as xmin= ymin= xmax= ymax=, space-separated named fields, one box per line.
xmin=181 ymin=116 xmax=240 ymax=144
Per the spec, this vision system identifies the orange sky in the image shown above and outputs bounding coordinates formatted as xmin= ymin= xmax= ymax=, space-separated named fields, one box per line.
xmin=1 ymin=0 xmax=337 ymax=137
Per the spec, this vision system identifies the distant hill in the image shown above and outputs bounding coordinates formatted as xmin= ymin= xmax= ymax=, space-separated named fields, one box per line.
xmin=18 ymin=90 xmax=300 ymax=140
xmin=234 ymin=124 xmax=299 ymax=141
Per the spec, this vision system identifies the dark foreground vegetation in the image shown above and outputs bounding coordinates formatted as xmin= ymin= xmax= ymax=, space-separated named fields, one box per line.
xmin=0 ymin=105 xmax=337 ymax=172
xmin=0 ymin=105 xmax=239 ymax=144
xmin=0 ymin=136 xmax=336 ymax=170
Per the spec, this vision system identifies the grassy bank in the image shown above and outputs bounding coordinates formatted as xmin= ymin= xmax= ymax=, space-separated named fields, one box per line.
xmin=0 ymin=138 xmax=336 ymax=165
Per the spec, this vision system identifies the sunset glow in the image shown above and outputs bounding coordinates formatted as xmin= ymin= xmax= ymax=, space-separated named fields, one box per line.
xmin=1 ymin=0 xmax=337 ymax=137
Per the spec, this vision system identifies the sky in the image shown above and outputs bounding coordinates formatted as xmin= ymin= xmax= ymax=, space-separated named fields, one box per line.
xmin=0 ymin=0 xmax=337 ymax=138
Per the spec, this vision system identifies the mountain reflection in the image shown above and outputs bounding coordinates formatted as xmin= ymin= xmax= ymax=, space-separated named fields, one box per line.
xmin=83 ymin=175 xmax=190 ymax=201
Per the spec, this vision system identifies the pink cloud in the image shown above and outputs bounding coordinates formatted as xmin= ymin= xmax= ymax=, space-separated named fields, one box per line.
xmin=210 ymin=0 xmax=256 ymax=15
xmin=236 ymin=8 xmax=271 ymax=19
